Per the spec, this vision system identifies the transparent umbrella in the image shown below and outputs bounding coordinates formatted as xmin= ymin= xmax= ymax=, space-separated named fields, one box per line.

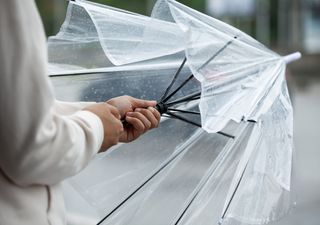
xmin=48 ymin=0 xmax=300 ymax=225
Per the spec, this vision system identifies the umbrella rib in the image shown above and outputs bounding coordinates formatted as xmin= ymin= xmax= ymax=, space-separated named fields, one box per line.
xmin=96 ymin=137 xmax=194 ymax=225
xmin=217 ymin=131 xmax=234 ymax=139
xmin=162 ymin=35 xmax=239 ymax=104
xmin=197 ymin=36 xmax=238 ymax=72
xmin=166 ymin=112 xmax=234 ymax=139
xmin=167 ymin=96 xmax=201 ymax=106
xmin=160 ymin=57 xmax=187 ymax=102
xmin=162 ymin=74 xmax=195 ymax=103
xmin=166 ymin=91 xmax=201 ymax=106
xmin=174 ymin=188 xmax=202 ymax=225
xmin=218 ymin=162 xmax=248 ymax=225
xmin=166 ymin=111 xmax=201 ymax=127
xmin=174 ymin=123 xmax=252 ymax=225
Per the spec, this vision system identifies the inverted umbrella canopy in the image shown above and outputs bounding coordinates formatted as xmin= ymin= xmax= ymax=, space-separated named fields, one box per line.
xmin=48 ymin=0 xmax=185 ymax=72
xmin=48 ymin=0 xmax=300 ymax=225
xmin=149 ymin=1 xmax=299 ymax=225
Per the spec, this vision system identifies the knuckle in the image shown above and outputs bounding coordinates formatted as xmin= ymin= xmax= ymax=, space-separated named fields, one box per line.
xmin=140 ymin=109 xmax=146 ymax=115
xmin=146 ymin=109 xmax=153 ymax=115
xmin=145 ymin=121 xmax=151 ymax=129
xmin=139 ymin=123 xmax=145 ymax=131
xmin=144 ymin=109 xmax=152 ymax=117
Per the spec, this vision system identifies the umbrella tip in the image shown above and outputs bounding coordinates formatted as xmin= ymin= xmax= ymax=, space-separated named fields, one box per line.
xmin=283 ymin=52 xmax=302 ymax=64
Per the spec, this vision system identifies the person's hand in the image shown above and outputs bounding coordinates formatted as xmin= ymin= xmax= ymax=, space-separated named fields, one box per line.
xmin=83 ymin=103 xmax=123 ymax=152
xmin=119 ymin=106 xmax=161 ymax=143
xmin=106 ymin=95 xmax=157 ymax=119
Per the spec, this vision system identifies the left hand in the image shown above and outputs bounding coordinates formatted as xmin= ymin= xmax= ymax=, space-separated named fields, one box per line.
xmin=107 ymin=95 xmax=161 ymax=143
xmin=106 ymin=95 xmax=157 ymax=119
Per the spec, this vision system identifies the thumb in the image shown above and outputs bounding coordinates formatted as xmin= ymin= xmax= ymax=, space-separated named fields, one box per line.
xmin=132 ymin=98 xmax=157 ymax=108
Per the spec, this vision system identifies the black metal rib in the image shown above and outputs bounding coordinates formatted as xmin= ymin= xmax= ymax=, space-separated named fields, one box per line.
xmin=217 ymin=131 xmax=235 ymax=139
xmin=218 ymin=161 xmax=248 ymax=225
xmin=95 ymin=35 xmax=242 ymax=225
xmin=174 ymin=187 xmax=202 ymax=225
xmin=160 ymin=57 xmax=187 ymax=102
xmin=197 ymin=36 xmax=238 ymax=72
xmin=166 ymin=112 xmax=234 ymax=139
xmin=96 ymin=140 xmax=193 ymax=225
xmin=166 ymin=112 xmax=202 ymax=128
xmin=166 ymin=96 xmax=200 ymax=107
xmin=162 ymin=74 xmax=195 ymax=103
xmin=166 ymin=91 xmax=201 ymax=106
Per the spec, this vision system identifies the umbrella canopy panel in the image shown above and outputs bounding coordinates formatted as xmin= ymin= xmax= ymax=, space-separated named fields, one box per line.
xmin=50 ymin=63 xmax=291 ymax=225
xmin=99 ymin=122 xmax=253 ymax=225
xmin=51 ymin=60 xmax=199 ymax=103
xmin=50 ymin=60 xmax=257 ymax=225
xmin=48 ymin=0 xmax=296 ymax=224
xmin=48 ymin=0 xmax=186 ymax=70
xmin=51 ymin=62 xmax=208 ymax=224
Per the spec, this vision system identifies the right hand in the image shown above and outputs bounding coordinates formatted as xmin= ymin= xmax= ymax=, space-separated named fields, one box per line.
xmin=83 ymin=103 xmax=123 ymax=152
xmin=120 ymin=107 xmax=160 ymax=143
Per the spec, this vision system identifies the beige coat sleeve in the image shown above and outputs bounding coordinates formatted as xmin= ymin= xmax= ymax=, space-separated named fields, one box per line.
xmin=0 ymin=0 xmax=104 ymax=186
xmin=54 ymin=100 xmax=97 ymax=115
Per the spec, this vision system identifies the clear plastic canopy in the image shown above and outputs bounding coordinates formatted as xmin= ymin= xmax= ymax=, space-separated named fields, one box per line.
xmin=48 ymin=0 xmax=299 ymax=225
xmin=48 ymin=0 xmax=186 ymax=72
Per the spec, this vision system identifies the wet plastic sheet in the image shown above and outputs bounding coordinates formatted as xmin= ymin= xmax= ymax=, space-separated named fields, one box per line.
xmin=98 ymin=123 xmax=252 ymax=225
xmin=99 ymin=129 xmax=230 ymax=225
xmin=48 ymin=0 xmax=296 ymax=224
xmin=48 ymin=0 xmax=185 ymax=70
xmin=150 ymin=0 xmax=291 ymax=134
xmin=51 ymin=62 xmax=202 ymax=224
xmin=176 ymin=122 xmax=291 ymax=225
xmin=68 ymin=119 xmax=200 ymax=218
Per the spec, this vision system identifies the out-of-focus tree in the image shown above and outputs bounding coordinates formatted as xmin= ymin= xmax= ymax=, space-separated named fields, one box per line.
xmin=35 ymin=0 xmax=55 ymax=36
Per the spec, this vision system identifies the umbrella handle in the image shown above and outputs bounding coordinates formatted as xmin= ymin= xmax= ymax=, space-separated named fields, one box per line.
xmin=155 ymin=102 xmax=168 ymax=115
xmin=283 ymin=52 xmax=301 ymax=64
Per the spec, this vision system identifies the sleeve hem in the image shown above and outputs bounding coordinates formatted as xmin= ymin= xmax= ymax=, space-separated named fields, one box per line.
xmin=73 ymin=110 xmax=104 ymax=154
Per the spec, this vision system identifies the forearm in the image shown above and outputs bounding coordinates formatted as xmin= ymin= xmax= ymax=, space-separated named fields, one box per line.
xmin=54 ymin=100 xmax=97 ymax=115
xmin=0 ymin=0 xmax=103 ymax=186
xmin=0 ymin=109 xmax=103 ymax=186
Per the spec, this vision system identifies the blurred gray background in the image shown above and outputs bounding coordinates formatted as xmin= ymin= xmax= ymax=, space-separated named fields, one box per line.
xmin=36 ymin=0 xmax=320 ymax=224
